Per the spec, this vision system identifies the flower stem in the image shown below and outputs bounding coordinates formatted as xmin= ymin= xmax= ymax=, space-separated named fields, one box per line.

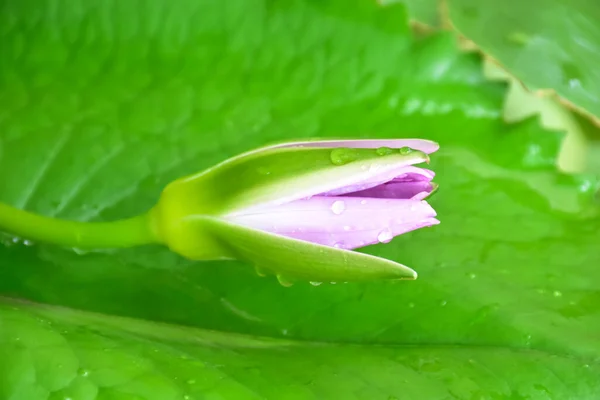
xmin=0 ymin=202 xmax=159 ymax=249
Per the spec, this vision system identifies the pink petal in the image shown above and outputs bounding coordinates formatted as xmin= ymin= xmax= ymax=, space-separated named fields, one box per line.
xmin=320 ymin=166 xmax=434 ymax=197
xmin=225 ymin=196 xmax=438 ymax=249
xmin=284 ymin=218 xmax=440 ymax=249
xmin=345 ymin=181 xmax=434 ymax=199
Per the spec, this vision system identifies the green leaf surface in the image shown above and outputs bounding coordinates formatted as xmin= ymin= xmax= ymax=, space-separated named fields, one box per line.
xmin=381 ymin=0 xmax=440 ymax=27
xmin=447 ymin=0 xmax=600 ymax=122
xmin=1 ymin=0 xmax=599 ymax=398
xmin=2 ymin=298 xmax=600 ymax=400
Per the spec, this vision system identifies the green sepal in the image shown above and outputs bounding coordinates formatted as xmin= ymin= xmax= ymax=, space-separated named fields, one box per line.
xmin=197 ymin=217 xmax=418 ymax=283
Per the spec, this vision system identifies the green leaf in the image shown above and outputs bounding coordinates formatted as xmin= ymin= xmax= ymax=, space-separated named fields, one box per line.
xmin=447 ymin=0 xmax=600 ymax=122
xmin=2 ymin=298 xmax=600 ymax=400
xmin=381 ymin=0 xmax=440 ymax=27
xmin=1 ymin=0 xmax=599 ymax=397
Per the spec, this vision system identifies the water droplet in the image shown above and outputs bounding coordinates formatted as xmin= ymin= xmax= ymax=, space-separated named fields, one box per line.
xmin=184 ymin=396 xmax=191 ymax=400
xmin=187 ymin=379 xmax=196 ymax=385
xmin=23 ymin=239 xmax=34 ymax=246
xmin=584 ymin=364 xmax=590 ymax=368
xmin=553 ymin=290 xmax=562 ymax=297
xmin=440 ymin=300 xmax=447 ymax=306
xmin=376 ymin=147 xmax=393 ymax=156
xmin=360 ymin=200 xmax=367 ymax=205
xmin=11 ymin=237 xmax=19 ymax=244
xmin=561 ymin=62 xmax=583 ymax=89
xmin=78 ymin=369 xmax=89 ymax=377
xmin=331 ymin=200 xmax=345 ymax=215
xmin=377 ymin=228 xmax=393 ymax=243
xmin=257 ymin=166 xmax=271 ymax=175
xmin=73 ymin=247 xmax=90 ymax=255
xmin=399 ymin=146 xmax=413 ymax=155
xmin=467 ymin=272 xmax=477 ymax=279
xmin=333 ymin=242 xmax=343 ymax=248
xmin=330 ymin=282 xmax=337 ymax=285
xmin=343 ymin=225 xmax=351 ymax=231
xmin=310 ymin=281 xmax=322 ymax=286
xmin=408 ymin=302 xmax=415 ymax=308
xmin=277 ymin=275 xmax=294 ymax=287
xmin=330 ymin=148 xmax=359 ymax=166
xmin=368 ymin=164 xmax=381 ymax=173
xmin=255 ymin=266 xmax=268 ymax=277
xmin=506 ymin=31 xmax=530 ymax=46
xmin=282 ymin=329 xmax=289 ymax=335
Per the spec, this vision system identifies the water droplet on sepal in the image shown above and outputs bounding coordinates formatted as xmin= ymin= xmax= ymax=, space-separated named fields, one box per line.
xmin=375 ymin=147 xmax=393 ymax=156
xmin=399 ymin=146 xmax=413 ymax=155
xmin=330 ymin=148 xmax=359 ymax=166
xmin=277 ymin=275 xmax=295 ymax=287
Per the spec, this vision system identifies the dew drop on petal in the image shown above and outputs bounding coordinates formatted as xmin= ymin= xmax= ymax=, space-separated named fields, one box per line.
xmin=331 ymin=200 xmax=346 ymax=215
xmin=360 ymin=199 xmax=367 ymax=205
xmin=343 ymin=225 xmax=351 ymax=232
xmin=368 ymin=164 xmax=381 ymax=173
xmin=333 ymin=242 xmax=343 ymax=248
xmin=377 ymin=228 xmax=393 ymax=243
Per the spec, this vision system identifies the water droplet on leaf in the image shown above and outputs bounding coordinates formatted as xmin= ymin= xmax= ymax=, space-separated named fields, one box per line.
xmin=310 ymin=281 xmax=322 ymax=286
